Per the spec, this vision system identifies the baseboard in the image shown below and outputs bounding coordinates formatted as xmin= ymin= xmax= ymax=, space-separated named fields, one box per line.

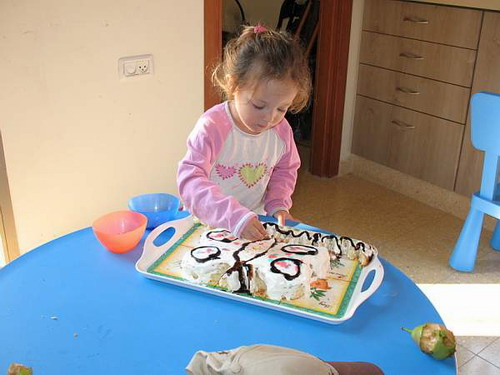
xmin=348 ymin=155 xmax=496 ymax=232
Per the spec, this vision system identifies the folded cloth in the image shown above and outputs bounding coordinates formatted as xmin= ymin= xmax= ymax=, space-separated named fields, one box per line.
xmin=186 ymin=344 xmax=384 ymax=375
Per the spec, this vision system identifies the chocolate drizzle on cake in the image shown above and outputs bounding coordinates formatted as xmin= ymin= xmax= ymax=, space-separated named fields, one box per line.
xmin=281 ymin=244 xmax=318 ymax=256
xmin=207 ymin=229 xmax=238 ymax=243
xmin=263 ymin=222 xmax=376 ymax=266
xmin=191 ymin=246 xmax=221 ymax=263
xmin=270 ymin=258 xmax=303 ymax=280
xmin=182 ymin=225 xmax=353 ymax=301
xmin=264 ymin=222 xmax=324 ymax=244
xmin=223 ymin=239 xmax=279 ymax=294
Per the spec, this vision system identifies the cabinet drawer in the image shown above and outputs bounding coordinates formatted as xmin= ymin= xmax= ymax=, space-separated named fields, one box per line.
xmin=357 ymin=64 xmax=470 ymax=123
xmin=363 ymin=0 xmax=482 ymax=49
xmin=360 ymin=31 xmax=476 ymax=87
xmin=352 ymin=96 xmax=464 ymax=190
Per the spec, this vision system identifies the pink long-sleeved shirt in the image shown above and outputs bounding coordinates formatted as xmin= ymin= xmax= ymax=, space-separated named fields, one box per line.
xmin=177 ymin=102 xmax=300 ymax=237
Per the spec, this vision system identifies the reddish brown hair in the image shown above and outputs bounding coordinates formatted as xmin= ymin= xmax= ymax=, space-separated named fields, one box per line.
xmin=212 ymin=25 xmax=312 ymax=113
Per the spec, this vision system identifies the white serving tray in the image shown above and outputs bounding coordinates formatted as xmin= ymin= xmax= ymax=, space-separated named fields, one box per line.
xmin=136 ymin=215 xmax=384 ymax=324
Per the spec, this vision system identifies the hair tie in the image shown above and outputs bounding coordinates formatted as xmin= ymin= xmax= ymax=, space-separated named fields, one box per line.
xmin=254 ymin=25 xmax=266 ymax=34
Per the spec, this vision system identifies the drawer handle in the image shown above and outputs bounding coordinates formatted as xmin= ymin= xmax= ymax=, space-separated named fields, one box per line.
xmin=403 ymin=16 xmax=429 ymax=24
xmin=399 ymin=52 xmax=424 ymax=60
xmin=391 ymin=120 xmax=416 ymax=130
xmin=396 ymin=86 xmax=420 ymax=95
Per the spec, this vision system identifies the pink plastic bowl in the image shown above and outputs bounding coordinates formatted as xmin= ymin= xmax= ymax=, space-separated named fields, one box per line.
xmin=92 ymin=210 xmax=147 ymax=253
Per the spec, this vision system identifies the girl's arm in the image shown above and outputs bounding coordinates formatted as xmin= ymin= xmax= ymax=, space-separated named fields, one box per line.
xmin=264 ymin=125 xmax=301 ymax=217
xmin=177 ymin=119 xmax=257 ymax=238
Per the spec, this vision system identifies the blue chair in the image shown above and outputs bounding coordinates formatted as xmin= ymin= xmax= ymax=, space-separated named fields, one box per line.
xmin=449 ymin=92 xmax=500 ymax=272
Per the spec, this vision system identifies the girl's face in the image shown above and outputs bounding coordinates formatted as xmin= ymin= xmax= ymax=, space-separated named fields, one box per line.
xmin=230 ymin=78 xmax=298 ymax=135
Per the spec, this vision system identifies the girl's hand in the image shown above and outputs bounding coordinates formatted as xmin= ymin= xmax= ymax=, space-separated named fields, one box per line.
xmin=273 ymin=210 xmax=298 ymax=227
xmin=240 ymin=216 xmax=268 ymax=241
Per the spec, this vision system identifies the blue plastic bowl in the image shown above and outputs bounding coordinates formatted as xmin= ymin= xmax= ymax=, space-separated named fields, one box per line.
xmin=128 ymin=193 xmax=181 ymax=229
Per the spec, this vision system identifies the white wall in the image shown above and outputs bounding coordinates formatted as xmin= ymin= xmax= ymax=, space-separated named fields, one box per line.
xmin=341 ymin=0 xmax=365 ymax=161
xmin=0 ymin=0 xmax=203 ymax=252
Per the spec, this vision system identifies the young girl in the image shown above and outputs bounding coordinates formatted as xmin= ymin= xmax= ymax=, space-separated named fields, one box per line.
xmin=177 ymin=25 xmax=311 ymax=241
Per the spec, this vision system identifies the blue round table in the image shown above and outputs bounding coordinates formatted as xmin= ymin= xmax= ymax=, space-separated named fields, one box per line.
xmin=0 ymin=224 xmax=456 ymax=375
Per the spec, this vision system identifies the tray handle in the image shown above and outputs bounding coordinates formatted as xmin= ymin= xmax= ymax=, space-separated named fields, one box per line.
xmin=144 ymin=221 xmax=178 ymax=253
xmin=136 ymin=215 xmax=193 ymax=272
xmin=343 ymin=257 xmax=385 ymax=320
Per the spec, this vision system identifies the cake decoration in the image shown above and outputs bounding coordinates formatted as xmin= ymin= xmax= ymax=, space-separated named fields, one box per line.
xmin=262 ymin=222 xmax=377 ymax=266
xmin=143 ymin=219 xmax=383 ymax=320
xmin=180 ymin=222 xmax=377 ymax=302
xmin=191 ymin=246 xmax=221 ymax=263
xmin=270 ymin=258 xmax=303 ymax=280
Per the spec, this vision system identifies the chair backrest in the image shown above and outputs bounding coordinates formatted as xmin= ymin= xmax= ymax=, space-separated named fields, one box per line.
xmin=471 ymin=91 xmax=500 ymax=155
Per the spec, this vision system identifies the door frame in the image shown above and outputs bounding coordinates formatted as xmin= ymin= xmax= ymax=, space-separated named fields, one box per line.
xmin=204 ymin=0 xmax=353 ymax=177
xmin=204 ymin=0 xmax=223 ymax=111
xmin=0 ymin=130 xmax=20 ymax=263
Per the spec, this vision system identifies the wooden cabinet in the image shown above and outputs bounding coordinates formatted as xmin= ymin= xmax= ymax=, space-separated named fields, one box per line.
xmin=359 ymin=31 xmax=476 ymax=87
xmin=357 ymin=65 xmax=470 ymax=123
xmin=353 ymin=96 xmax=463 ymax=189
xmin=363 ymin=0 xmax=482 ymax=48
xmin=455 ymin=12 xmax=500 ymax=196
xmin=352 ymin=0 xmax=497 ymax=193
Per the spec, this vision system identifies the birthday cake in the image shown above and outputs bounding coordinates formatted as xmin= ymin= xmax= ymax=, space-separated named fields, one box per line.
xmin=181 ymin=222 xmax=377 ymax=301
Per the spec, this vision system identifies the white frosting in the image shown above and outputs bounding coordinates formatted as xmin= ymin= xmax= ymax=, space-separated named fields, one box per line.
xmin=181 ymin=224 xmax=378 ymax=301
xmin=263 ymin=223 xmax=378 ymax=266
xmin=181 ymin=228 xmax=331 ymax=301
xmin=251 ymin=252 xmax=312 ymax=300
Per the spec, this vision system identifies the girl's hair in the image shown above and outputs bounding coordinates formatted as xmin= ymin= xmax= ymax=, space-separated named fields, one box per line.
xmin=212 ymin=25 xmax=312 ymax=113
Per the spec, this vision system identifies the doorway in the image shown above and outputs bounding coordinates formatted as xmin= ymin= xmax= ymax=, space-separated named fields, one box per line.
xmin=204 ymin=0 xmax=353 ymax=177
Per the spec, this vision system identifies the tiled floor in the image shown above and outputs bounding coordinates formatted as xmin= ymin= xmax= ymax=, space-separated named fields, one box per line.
xmin=291 ymin=166 xmax=500 ymax=374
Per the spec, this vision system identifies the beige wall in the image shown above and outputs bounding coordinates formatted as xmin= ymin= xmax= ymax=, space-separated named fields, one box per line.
xmin=0 ymin=0 xmax=203 ymax=252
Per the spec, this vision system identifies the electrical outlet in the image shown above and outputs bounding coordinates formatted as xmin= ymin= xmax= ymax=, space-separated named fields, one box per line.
xmin=118 ymin=54 xmax=154 ymax=78
xmin=137 ymin=59 xmax=150 ymax=74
